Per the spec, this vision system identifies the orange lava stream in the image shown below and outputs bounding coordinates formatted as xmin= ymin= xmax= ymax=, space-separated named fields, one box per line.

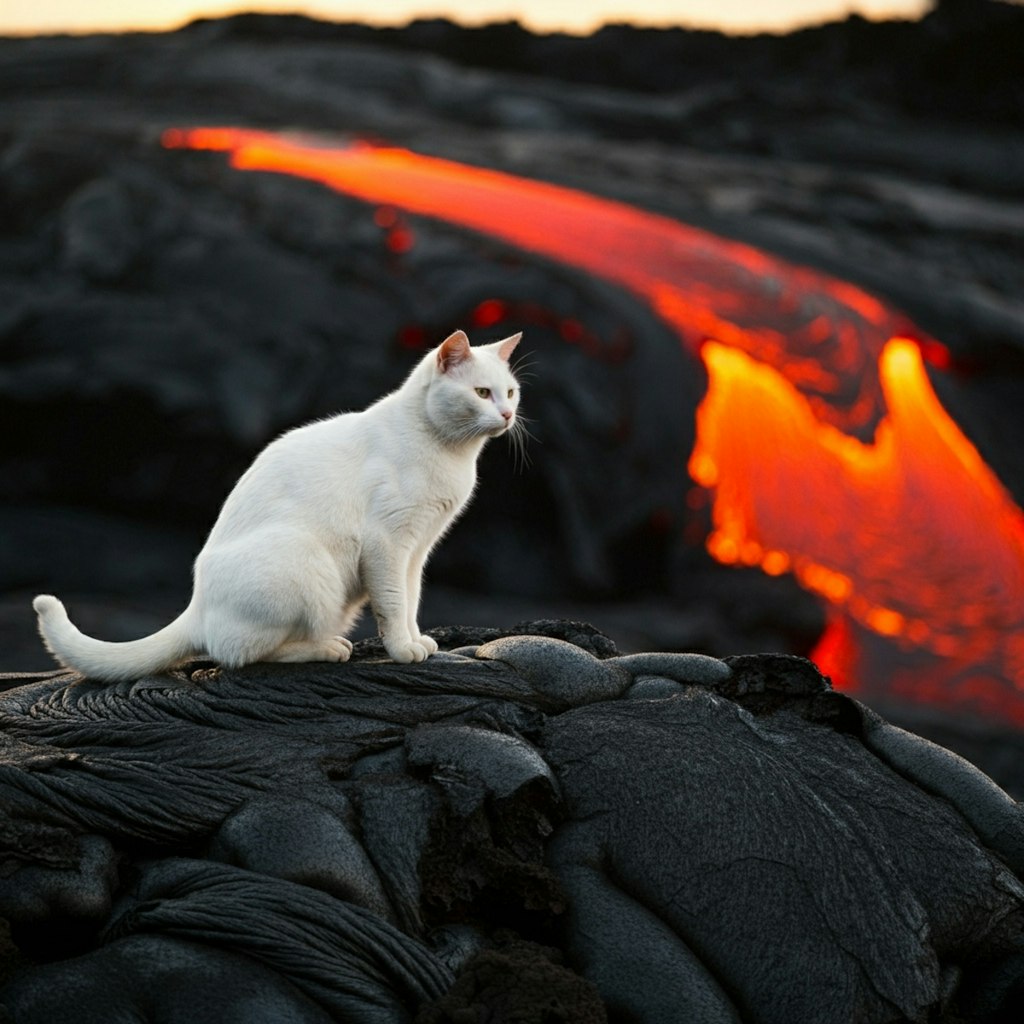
xmin=164 ymin=126 xmax=1024 ymax=721
xmin=691 ymin=339 xmax=1024 ymax=714
xmin=163 ymin=126 xmax=909 ymax=435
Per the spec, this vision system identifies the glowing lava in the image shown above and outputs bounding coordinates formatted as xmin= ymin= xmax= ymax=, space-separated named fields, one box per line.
xmin=690 ymin=339 xmax=1024 ymax=719
xmin=163 ymin=127 xmax=912 ymax=436
xmin=164 ymin=126 xmax=1024 ymax=722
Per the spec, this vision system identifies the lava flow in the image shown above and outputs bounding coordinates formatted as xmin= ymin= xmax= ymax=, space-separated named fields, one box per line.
xmin=691 ymin=339 xmax=1024 ymax=721
xmin=163 ymin=127 xmax=910 ymax=435
xmin=164 ymin=127 xmax=1024 ymax=723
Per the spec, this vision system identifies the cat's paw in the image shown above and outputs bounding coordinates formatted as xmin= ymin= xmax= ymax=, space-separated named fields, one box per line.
xmin=325 ymin=635 xmax=353 ymax=662
xmin=386 ymin=638 xmax=431 ymax=664
xmin=415 ymin=634 xmax=439 ymax=656
xmin=266 ymin=635 xmax=352 ymax=664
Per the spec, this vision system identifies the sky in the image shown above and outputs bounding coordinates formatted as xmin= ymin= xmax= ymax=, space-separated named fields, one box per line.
xmin=0 ymin=0 xmax=933 ymax=37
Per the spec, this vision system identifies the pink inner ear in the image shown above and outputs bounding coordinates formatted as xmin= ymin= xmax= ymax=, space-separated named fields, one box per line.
xmin=497 ymin=332 xmax=523 ymax=362
xmin=437 ymin=330 xmax=472 ymax=372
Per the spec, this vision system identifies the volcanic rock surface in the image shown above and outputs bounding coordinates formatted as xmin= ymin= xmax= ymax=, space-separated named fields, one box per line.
xmin=3 ymin=622 xmax=1024 ymax=1022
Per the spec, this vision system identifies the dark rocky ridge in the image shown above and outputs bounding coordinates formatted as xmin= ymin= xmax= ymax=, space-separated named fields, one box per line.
xmin=3 ymin=623 xmax=1024 ymax=1020
xmin=200 ymin=0 xmax=1024 ymax=126
xmin=1 ymin=4 xmax=1023 ymax=778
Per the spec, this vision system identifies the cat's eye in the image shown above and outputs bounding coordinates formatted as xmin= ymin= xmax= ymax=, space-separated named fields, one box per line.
xmin=507 ymin=388 xmax=515 ymax=399
xmin=475 ymin=387 xmax=491 ymax=399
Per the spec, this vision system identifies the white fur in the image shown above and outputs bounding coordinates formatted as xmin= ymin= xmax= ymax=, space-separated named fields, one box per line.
xmin=34 ymin=330 xmax=522 ymax=680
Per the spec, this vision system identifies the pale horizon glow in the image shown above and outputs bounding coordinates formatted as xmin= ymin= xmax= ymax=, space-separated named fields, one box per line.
xmin=0 ymin=0 xmax=934 ymax=38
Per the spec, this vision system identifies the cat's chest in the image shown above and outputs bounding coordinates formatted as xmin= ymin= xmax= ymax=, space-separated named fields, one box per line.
xmin=417 ymin=491 xmax=463 ymax=524
xmin=367 ymin=457 xmax=474 ymax=533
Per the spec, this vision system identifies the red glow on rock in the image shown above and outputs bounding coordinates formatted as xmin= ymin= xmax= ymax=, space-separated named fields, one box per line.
xmin=918 ymin=338 xmax=954 ymax=370
xmin=385 ymin=225 xmax=415 ymax=254
xmin=470 ymin=299 xmax=508 ymax=328
xmin=560 ymin=318 xmax=585 ymax=343
xmin=164 ymin=126 xmax=1024 ymax=723
xmin=397 ymin=325 xmax=428 ymax=350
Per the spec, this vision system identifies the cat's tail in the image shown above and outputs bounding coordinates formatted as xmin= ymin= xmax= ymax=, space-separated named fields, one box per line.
xmin=32 ymin=595 xmax=198 ymax=682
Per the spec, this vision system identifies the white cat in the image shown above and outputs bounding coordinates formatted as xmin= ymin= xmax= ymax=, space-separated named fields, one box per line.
xmin=34 ymin=329 xmax=522 ymax=681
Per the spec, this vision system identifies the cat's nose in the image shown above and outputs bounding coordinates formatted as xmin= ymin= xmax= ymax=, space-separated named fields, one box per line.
xmin=501 ymin=409 xmax=513 ymax=421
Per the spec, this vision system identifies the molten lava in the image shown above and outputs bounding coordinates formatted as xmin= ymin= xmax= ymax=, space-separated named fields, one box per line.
xmin=164 ymin=127 xmax=1024 ymax=723
xmin=163 ymin=127 xmax=911 ymax=435
xmin=691 ymin=339 xmax=1024 ymax=721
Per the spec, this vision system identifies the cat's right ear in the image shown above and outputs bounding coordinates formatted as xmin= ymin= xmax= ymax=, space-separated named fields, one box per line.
xmin=496 ymin=332 xmax=522 ymax=362
xmin=437 ymin=330 xmax=472 ymax=373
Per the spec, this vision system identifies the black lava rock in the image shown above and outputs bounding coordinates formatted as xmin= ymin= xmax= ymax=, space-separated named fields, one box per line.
xmin=2 ymin=622 xmax=1023 ymax=1021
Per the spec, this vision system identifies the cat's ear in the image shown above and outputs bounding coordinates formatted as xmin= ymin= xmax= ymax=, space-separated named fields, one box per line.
xmin=437 ymin=330 xmax=472 ymax=373
xmin=496 ymin=332 xmax=522 ymax=362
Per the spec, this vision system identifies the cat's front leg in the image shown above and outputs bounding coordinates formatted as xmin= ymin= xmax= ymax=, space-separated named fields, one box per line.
xmin=363 ymin=537 xmax=432 ymax=664
xmin=405 ymin=550 xmax=438 ymax=657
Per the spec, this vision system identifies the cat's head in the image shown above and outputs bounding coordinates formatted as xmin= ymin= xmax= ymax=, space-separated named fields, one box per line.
xmin=424 ymin=329 xmax=522 ymax=444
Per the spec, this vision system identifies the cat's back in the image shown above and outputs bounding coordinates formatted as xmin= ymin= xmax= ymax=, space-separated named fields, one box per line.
xmin=204 ymin=410 xmax=373 ymax=542
xmin=241 ymin=412 xmax=366 ymax=484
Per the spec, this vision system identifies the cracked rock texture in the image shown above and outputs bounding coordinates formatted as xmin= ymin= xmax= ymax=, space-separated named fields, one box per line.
xmin=2 ymin=622 xmax=1024 ymax=1021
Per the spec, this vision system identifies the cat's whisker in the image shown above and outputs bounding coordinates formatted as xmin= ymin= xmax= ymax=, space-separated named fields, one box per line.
xmin=511 ymin=357 xmax=538 ymax=383
xmin=506 ymin=416 xmax=535 ymax=472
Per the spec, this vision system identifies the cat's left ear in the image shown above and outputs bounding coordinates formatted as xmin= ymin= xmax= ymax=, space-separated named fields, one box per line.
xmin=437 ymin=330 xmax=472 ymax=373
xmin=496 ymin=332 xmax=522 ymax=362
